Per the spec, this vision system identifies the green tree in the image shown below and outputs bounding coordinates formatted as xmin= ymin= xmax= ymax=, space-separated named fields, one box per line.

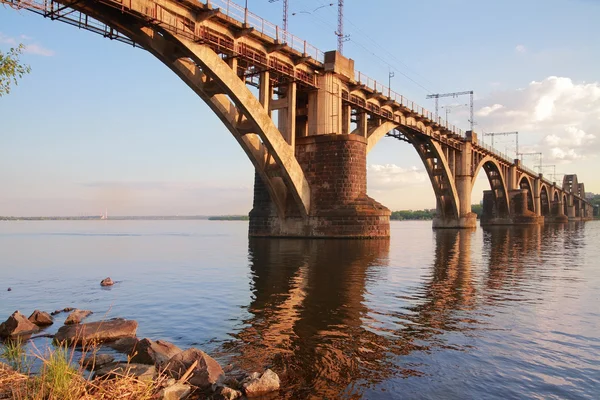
xmin=0 ymin=44 xmax=31 ymax=96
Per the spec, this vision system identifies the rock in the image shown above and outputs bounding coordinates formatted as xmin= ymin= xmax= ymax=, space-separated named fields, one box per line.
xmin=0 ymin=311 xmax=40 ymax=339
xmin=129 ymin=338 xmax=182 ymax=367
xmin=64 ymin=309 xmax=93 ymax=325
xmin=7 ymin=288 xmax=11 ymax=292
xmin=95 ymin=362 xmax=155 ymax=381
xmin=54 ymin=318 xmax=138 ymax=345
xmin=80 ymin=353 xmax=115 ymax=371
xmin=107 ymin=337 xmax=140 ymax=354
xmin=51 ymin=307 xmax=74 ymax=316
xmin=100 ymin=277 xmax=114 ymax=287
xmin=220 ymin=386 xmax=243 ymax=400
xmin=165 ymin=348 xmax=224 ymax=389
xmin=28 ymin=310 xmax=54 ymax=327
xmin=242 ymin=369 xmax=280 ymax=397
xmin=158 ymin=383 xmax=192 ymax=400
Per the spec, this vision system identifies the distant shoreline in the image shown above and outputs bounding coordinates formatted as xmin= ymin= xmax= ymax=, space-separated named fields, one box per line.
xmin=0 ymin=215 xmax=250 ymax=221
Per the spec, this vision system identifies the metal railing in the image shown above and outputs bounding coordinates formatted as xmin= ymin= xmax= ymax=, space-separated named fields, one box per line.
xmin=205 ymin=0 xmax=324 ymax=62
xmin=354 ymin=71 xmax=465 ymax=138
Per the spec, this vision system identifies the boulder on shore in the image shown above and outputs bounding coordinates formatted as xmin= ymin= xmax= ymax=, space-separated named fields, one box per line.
xmin=28 ymin=310 xmax=54 ymax=327
xmin=100 ymin=277 xmax=114 ymax=287
xmin=64 ymin=309 xmax=93 ymax=325
xmin=54 ymin=318 xmax=138 ymax=345
xmin=80 ymin=353 xmax=115 ymax=371
xmin=158 ymin=382 xmax=192 ymax=400
xmin=242 ymin=369 xmax=280 ymax=397
xmin=107 ymin=337 xmax=140 ymax=354
xmin=165 ymin=348 xmax=224 ymax=389
xmin=0 ymin=311 xmax=40 ymax=339
xmin=129 ymin=338 xmax=182 ymax=367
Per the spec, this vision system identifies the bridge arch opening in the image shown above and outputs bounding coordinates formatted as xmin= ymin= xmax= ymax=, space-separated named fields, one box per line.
xmin=574 ymin=197 xmax=581 ymax=217
xmin=540 ymin=185 xmax=550 ymax=216
xmin=563 ymin=194 xmax=568 ymax=215
xmin=471 ymin=158 xmax=510 ymax=221
xmin=552 ymin=191 xmax=560 ymax=215
xmin=518 ymin=176 xmax=535 ymax=213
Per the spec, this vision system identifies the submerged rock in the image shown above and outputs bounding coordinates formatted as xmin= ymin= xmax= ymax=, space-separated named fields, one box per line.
xmin=107 ymin=337 xmax=140 ymax=354
xmin=54 ymin=318 xmax=138 ymax=345
xmin=50 ymin=307 xmax=74 ymax=316
xmin=100 ymin=277 xmax=114 ymax=287
xmin=7 ymin=288 xmax=11 ymax=292
xmin=64 ymin=309 xmax=93 ymax=325
xmin=28 ymin=310 xmax=53 ymax=327
xmin=80 ymin=353 xmax=115 ymax=371
xmin=242 ymin=369 xmax=280 ymax=397
xmin=0 ymin=311 xmax=40 ymax=339
xmin=129 ymin=338 xmax=182 ymax=367
xmin=165 ymin=348 xmax=224 ymax=389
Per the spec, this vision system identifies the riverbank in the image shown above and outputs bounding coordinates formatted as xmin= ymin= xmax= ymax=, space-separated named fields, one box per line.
xmin=0 ymin=305 xmax=280 ymax=400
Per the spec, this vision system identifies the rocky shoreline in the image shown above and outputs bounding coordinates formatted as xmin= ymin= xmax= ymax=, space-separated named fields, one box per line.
xmin=0 ymin=279 xmax=280 ymax=400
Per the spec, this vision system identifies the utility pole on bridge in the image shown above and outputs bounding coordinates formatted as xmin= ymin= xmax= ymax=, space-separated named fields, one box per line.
xmin=269 ymin=0 xmax=289 ymax=31
xmin=519 ymin=152 xmax=543 ymax=173
xmin=482 ymin=131 xmax=519 ymax=157
xmin=426 ymin=91 xmax=474 ymax=131
xmin=335 ymin=0 xmax=349 ymax=54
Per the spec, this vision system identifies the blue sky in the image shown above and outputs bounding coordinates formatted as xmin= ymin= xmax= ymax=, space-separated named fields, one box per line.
xmin=1 ymin=0 xmax=599 ymax=216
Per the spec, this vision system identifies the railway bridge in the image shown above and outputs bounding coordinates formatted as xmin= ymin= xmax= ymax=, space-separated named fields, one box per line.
xmin=3 ymin=0 xmax=594 ymax=237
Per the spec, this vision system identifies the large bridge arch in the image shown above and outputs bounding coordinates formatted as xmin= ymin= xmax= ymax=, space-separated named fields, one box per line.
xmin=471 ymin=156 xmax=510 ymax=218
xmin=563 ymin=193 xmax=569 ymax=215
xmin=404 ymin=131 xmax=461 ymax=223
xmin=518 ymin=175 xmax=535 ymax=213
xmin=16 ymin=0 xmax=312 ymax=220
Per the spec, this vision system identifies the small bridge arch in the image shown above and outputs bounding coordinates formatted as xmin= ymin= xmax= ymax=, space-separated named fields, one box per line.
xmin=539 ymin=184 xmax=551 ymax=216
xmin=518 ymin=175 xmax=535 ymax=213
xmin=472 ymin=156 xmax=510 ymax=218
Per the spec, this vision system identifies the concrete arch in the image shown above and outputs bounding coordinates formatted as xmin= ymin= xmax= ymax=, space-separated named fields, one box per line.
xmin=471 ymin=156 xmax=510 ymax=218
xmin=47 ymin=2 xmax=311 ymax=219
xmin=518 ymin=175 xmax=535 ymax=213
xmin=563 ymin=193 xmax=568 ymax=215
xmin=405 ymin=131 xmax=460 ymax=223
xmin=540 ymin=185 xmax=550 ymax=216
xmin=366 ymin=121 xmax=399 ymax=153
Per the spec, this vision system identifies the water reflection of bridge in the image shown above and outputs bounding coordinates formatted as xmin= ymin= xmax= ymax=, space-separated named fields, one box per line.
xmin=219 ymin=224 xmax=584 ymax=398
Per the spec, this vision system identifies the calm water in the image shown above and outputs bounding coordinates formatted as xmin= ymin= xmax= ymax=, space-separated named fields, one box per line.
xmin=1 ymin=220 xmax=599 ymax=399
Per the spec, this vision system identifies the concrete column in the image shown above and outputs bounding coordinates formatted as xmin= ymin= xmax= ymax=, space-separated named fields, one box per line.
xmin=287 ymin=82 xmax=297 ymax=148
xmin=508 ymin=160 xmax=520 ymax=190
xmin=357 ymin=112 xmax=368 ymax=137
xmin=533 ymin=176 xmax=541 ymax=217
xmin=342 ymin=104 xmax=351 ymax=135
xmin=309 ymin=73 xmax=342 ymax=135
xmin=259 ymin=71 xmax=271 ymax=113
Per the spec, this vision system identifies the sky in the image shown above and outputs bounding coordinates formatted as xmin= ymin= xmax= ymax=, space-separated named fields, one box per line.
xmin=1 ymin=0 xmax=599 ymax=216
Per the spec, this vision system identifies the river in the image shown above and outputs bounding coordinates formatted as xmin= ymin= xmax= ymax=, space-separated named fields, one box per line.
xmin=1 ymin=220 xmax=598 ymax=399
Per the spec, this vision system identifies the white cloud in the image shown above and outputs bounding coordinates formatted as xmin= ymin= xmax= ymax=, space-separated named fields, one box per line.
xmin=475 ymin=76 xmax=600 ymax=163
xmin=515 ymin=44 xmax=527 ymax=54
xmin=0 ymin=32 xmax=54 ymax=56
xmin=367 ymin=164 xmax=428 ymax=190
xmin=476 ymin=103 xmax=504 ymax=117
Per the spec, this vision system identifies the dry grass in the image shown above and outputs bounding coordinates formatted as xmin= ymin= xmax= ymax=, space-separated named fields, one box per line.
xmin=0 ymin=342 xmax=165 ymax=400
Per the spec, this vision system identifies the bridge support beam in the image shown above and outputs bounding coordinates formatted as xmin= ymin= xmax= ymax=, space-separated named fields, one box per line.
xmin=249 ymin=134 xmax=390 ymax=238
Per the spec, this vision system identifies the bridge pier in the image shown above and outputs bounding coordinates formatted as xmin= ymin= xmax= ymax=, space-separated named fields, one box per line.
xmin=249 ymin=134 xmax=390 ymax=238
xmin=546 ymin=200 xmax=569 ymax=223
xmin=481 ymin=189 xmax=543 ymax=225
